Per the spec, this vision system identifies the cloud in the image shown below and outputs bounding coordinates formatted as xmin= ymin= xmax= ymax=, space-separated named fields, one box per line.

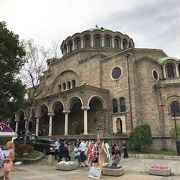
xmin=0 ymin=0 xmax=180 ymax=57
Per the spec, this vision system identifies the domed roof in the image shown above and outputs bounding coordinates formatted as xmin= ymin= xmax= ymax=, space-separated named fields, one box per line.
xmin=60 ymin=27 xmax=135 ymax=55
xmin=88 ymin=26 xmax=108 ymax=32
xmin=158 ymin=57 xmax=179 ymax=64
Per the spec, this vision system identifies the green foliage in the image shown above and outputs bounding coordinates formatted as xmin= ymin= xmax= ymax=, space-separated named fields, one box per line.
xmin=75 ymin=121 xmax=84 ymax=134
xmin=129 ymin=124 xmax=152 ymax=152
xmin=15 ymin=144 xmax=33 ymax=155
xmin=0 ymin=21 xmax=26 ymax=120
xmin=170 ymin=125 xmax=180 ymax=141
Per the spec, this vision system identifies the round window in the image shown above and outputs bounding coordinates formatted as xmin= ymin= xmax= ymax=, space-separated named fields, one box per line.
xmin=111 ymin=67 xmax=122 ymax=80
xmin=152 ymin=69 xmax=159 ymax=81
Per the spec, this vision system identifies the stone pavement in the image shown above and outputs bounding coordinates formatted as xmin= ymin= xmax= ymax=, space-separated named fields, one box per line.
xmin=11 ymin=156 xmax=180 ymax=180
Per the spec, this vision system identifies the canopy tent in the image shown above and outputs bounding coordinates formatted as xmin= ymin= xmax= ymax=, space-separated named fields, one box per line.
xmin=0 ymin=123 xmax=17 ymax=137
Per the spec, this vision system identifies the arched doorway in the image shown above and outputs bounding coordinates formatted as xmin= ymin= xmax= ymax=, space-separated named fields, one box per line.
xmin=39 ymin=104 xmax=49 ymax=136
xmin=52 ymin=101 xmax=64 ymax=135
xmin=18 ymin=110 xmax=26 ymax=135
xmin=116 ymin=118 xmax=122 ymax=134
xmin=29 ymin=108 xmax=36 ymax=134
xmin=88 ymin=96 xmax=104 ymax=135
xmin=68 ymin=98 xmax=83 ymax=135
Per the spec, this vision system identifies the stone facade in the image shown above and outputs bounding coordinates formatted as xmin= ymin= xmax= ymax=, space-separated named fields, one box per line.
xmin=15 ymin=27 xmax=180 ymax=150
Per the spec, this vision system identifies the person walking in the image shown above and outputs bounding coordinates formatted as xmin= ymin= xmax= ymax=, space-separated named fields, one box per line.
xmin=122 ymin=140 xmax=129 ymax=159
xmin=55 ymin=139 xmax=60 ymax=160
xmin=0 ymin=141 xmax=15 ymax=180
xmin=0 ymin=146 xmax=5 ymax=180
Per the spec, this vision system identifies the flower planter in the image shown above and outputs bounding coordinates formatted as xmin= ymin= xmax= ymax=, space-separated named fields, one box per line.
xmin=148 ymin=165 xmax=171 ymax=176
xmin=56 ymin=161 xmax=79 ymax=171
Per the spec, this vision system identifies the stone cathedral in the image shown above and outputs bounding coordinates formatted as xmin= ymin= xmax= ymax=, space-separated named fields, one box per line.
xmin=15 ymin=27 xmax=180 ymax=150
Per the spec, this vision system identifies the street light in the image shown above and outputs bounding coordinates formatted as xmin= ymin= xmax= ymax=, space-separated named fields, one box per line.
xmin=172 ymin=112 xmax=180 ymax=156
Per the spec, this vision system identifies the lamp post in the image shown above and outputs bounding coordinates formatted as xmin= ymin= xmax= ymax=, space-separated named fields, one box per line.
xmin=172 ymin=113 xmax=180 ymax=156
xmin=173 ymin=113 xmax=178 ymax=140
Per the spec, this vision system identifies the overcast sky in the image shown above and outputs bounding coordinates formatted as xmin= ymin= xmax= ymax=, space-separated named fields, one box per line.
xmin=1 ymin=0 xmax=180 ymax=58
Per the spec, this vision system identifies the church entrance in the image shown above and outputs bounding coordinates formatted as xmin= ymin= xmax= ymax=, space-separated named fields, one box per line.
xmin=52 ymin=101 xmax=64 ymax=135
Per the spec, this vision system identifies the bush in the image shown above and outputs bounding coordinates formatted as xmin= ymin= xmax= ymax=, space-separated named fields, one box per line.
xmin=129 ymin=124 xmax=152 ymax=152
xmin=75 ymin=121 xmax=84 ymax=134
xmin=15 ymin=144 xmax=33 ymax=155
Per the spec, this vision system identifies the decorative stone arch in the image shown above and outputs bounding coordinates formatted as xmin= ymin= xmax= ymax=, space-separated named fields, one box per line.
xmin=165 ymin=62 xmax=176 ymax=78
xmin=39 ymin=103 xmax=49 ymax=136
xmin=52 ymin=100 xmax=65 ymax=135
xmin=66 ymin=96 xmax=83 ymax=110
xmin=87 ymin=95 xmax=108 ymax=135
xmin=50 ymin=70 xmax=80 ymax=93
xmin=17 ymin=109 xmax=26 ymax=134
xmin=165 ymin=96 xmax=180 ymax=118
xmin=66 ymin=96 xmax=84 ymax=135
xmin=93 ymin=34 xmax=102 ymax=48
xmin=87 ymin=95 xmax=107 ymax=110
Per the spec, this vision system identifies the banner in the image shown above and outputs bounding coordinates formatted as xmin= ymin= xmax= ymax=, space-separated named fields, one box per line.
xmin=88 ymin=167 xmax=101 ymax=179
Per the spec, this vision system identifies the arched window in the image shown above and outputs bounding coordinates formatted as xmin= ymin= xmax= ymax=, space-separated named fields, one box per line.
xmin=69 ymin=41 xmax=73 ymax=52
xmin=178 ymin=63 xmax=180 ymax=77
xmin=114 ymin=38 xmax=120 ymax=48
xmin=129 ymin=42 xmax=133 ymax=48
xmin=75 ymin=39 xmax=81 ymax=50
xmin=120 ymin=97 xmax=126 ymax=112
xmin=166 ymin=63 xmax=175 ymax=78
xmin=112 ymin=98 xmax=118 ymax=113
xmin=72 ymin=80 xmax=76 ymax=88
xmin=171 ymin=101 xmax=180 ymax=116
xmin=67 ymin=81 xmax=71 ymax=89
xmin=84 ymin=36 xmax=91 ymax=48
xmin=104 ymin=36 xmax=111 ymax=47
xmin=123 ymin=39 xmax=128 ymax=49
xmin=95 ymin=36 xmax=101 ymax=48
xmin=64 ymin=45 xmax=67 ymax=54
xmin=63 ymin=83 xmax=66 ymax=90
xmin=58 ymin=84 xmax=62 ymax=91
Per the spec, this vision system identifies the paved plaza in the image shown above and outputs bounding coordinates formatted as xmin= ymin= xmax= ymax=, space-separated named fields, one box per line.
xmin=11 ymin=156 xmax=180 ymax=180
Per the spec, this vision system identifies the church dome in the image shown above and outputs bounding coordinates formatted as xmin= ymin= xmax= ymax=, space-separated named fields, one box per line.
xmin=60 ymin=27 xmax=135 ymax=55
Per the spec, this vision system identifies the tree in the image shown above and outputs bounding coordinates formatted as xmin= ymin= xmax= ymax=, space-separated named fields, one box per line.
xmin=170 ymin=125 xmax=180 ymax=141
xmin=0 ymin=21 xmax=26 ymax=121
xmin=129 ymin=124 xmax=152 ymax=152
xmin=20 ymin=39 xmax=49 ymax=134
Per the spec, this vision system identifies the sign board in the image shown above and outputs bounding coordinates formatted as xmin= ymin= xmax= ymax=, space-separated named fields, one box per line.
xmin=88 ymin=167 xmax=101 ymax=179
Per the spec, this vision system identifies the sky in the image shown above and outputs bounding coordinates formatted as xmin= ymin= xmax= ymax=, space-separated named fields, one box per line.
xmin=0 ymin=0 xmax=180 ymax=58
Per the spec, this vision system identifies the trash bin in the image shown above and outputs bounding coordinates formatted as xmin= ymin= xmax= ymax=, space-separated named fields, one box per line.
xmin=176 ymin=141 xmax=180 ymax=156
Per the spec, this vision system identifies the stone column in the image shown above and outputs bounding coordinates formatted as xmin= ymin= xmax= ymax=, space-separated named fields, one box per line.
xmin=81 ymin=106 xmax=90 ymax=135
xmin=121 ymin=38 xmax=123 ymax=49
xmin=112 ymin=36 xmax=114 ymax=48
xmin=91 ymin=35 xmax=94 ymax=48
xmin=81 ymin=37 xmax=83 ymax=48
xmin=163 ymin=65 xmax=167 ymax=78
xmin=35 ymin=116 xmax=39 ymax=136
xmin=63 ymin=110 xmax=71 ymax=135
xmin=48 ymin=112 xmax=54 ymax=136
xmin=102 ymin=35 xmax=105 ymax=47
xmin=175 ymin=64 xmax=179 ymax=77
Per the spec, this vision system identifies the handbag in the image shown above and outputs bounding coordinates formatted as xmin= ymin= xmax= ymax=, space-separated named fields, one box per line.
xmin=3 ymin=161 xmax=13 ymax=172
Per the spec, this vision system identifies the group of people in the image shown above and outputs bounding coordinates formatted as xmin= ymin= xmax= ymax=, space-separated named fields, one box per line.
xmin=0 ymin=141 xmax=15 ymax=180
xmin=54 ymin=138 xmax=128 ymax=168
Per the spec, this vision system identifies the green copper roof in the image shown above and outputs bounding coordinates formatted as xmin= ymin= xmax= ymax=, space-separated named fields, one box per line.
xmin=157 ymin=78 xmax=180 ymax=85
xmin=158 ymin=57 xmax=179 ymax=64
